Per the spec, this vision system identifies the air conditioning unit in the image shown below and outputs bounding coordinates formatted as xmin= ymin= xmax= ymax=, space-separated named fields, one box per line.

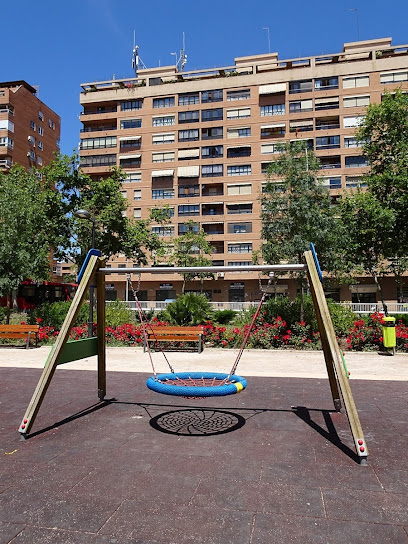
xmin=217 ymin=272 xmax=225 ymax=278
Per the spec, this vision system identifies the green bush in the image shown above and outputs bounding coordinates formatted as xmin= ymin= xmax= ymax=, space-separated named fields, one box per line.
xmin=213 ymin=309 xmax=236 ymax=325
xmin=0 ymin=307 xmax=6 ymax=324
xmin=28 ymin=301 xmax=89 ymax=329
xmin=105 ymin=300 xmax=135 ymax=328
xmin=163 ymin=293 xmax=213 ymax=326
xmin=327 ymin=300 xmax=357 ymax=336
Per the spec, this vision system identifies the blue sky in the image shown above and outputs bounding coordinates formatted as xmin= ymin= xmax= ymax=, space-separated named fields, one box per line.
xmin=3 ymin=0 xmax=408 ymax=156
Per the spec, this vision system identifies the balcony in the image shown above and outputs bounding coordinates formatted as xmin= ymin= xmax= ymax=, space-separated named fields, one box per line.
xmin=202 ymin=184 xmax=223 ymax=198
xmin=202 ymin=223 xmax=224 ymax=235
xmin=315 ymin=117 xmax=340 ymax=131
xmin=211 ymin=241 xmax=224 ymax=254
xmin=81 ymin=106 xmax=117 ymax=115
xmin=202 ymin=203 xmax=224 ymax=216
xmin=0 ymin=158 xmax=12 ymax=169
xmin=319 ymin=156 xmax=341 ymax=170
xmin=81 ymin=125 xmax=116 ymax=133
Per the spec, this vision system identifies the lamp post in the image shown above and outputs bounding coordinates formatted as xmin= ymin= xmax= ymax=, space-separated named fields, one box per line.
xmin=74 ymin=209 xmax=96 ymax=337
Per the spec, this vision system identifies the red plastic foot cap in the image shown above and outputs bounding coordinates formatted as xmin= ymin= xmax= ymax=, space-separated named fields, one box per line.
xmin=21 ymin=425 xmax=25 ymax=429
xmin=358 ymin=439 xmax=363 ymax=445
xmin=24 ymin=419 xmax=27 ymax=423
xmin=359 ymin=446 xmax=365 ymax=452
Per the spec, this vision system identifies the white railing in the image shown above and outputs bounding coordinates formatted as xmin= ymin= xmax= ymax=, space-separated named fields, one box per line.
xmin=340 ymin=302 xmax=408 ymax=314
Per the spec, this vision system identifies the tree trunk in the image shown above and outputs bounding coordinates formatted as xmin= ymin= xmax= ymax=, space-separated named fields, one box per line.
xmin=6 ymin=291 xmax=11 ymax=324
xmin=372 ymin=270 xmax=387 ymax=315
xmin=299 ymin=278 xmax=305 ymax=323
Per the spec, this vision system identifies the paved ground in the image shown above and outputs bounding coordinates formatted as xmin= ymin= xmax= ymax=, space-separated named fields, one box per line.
xmin=0 ymin=347 xmax=407 ymax=543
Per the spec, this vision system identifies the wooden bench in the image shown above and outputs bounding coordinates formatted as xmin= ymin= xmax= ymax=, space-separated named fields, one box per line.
xmin=143 ymin=326 xmax=204 ymax=354
xmin=0 ymin=324 xmax=40 ymax=349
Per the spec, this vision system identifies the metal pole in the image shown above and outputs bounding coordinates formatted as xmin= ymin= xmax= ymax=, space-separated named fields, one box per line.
xmin=88 ymin=219 xmax=96 ymax=338
xmin=99 ymin=264 xmax=307 ymax=275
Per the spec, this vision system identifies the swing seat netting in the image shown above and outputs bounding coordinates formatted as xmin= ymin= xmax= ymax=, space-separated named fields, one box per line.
xmin=146 ymin=372 xmax=247 ymax=397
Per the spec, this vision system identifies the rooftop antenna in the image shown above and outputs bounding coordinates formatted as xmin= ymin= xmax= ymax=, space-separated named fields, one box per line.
xmin=172 ymin=32 xmax=188 ymax=72
xmin=349 ymin=8 xmax=360 ymax=41
xmin=132 ymin=31 xmax=146 ymax=76
xmin=262 ymin=27 xmax=271 ymax=54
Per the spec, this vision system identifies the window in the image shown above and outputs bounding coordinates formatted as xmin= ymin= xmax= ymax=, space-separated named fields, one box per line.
xmin=0 ymin=137 xmax=13 ymax=148
xmin=153 ymin=96 xmax=175 ymax=108
xmin=154 ymin=207 xmax=175 ymax=219
xmin=319 ymin=156 xmax=341 ymax=169
xmin=202 ymin=145 xmax=223 ymax=158
xmin=227 ymin=127 xmax=251 ymax=138
xmin=260 ymin=104 xmax=285 ymax=116
xmin=178 ymin=110 xmax=199 ymax=123
xmin=227 ymin=261 xmax=252 ymax=266
xmin=152 ymin=116 xmax=175 ymax=127
xmin=344 ymin=137 xmax=360 ymax=148
xmin=120 ymin=137 xmax=141 ymax=149
xmin=178 ymin=185 xmax=200 ymax=197
xmin=202 ymin=126 xmax=223 ymax=140
xmin=227 ymin=203 xmax=252 ymax=214
xmin=178 ymin=148 xmax=200 ymax=160
xmin=28 ymin=135 xmax=35 ymax=146
xmin=343 ymin=75 xmax=370 ymax=88
xmin=178 ymin=129 xmax=199 ymax=142
xmin=380 ymin=71 xmax=408 ymax=84
xmin=152 ymin=226 xmax=175 ymax=236
xmin=227 ymin=146 xmax=251 ymax=158
xmin=226 ymin=107 xmax=250 ymax=119
xmin=120 ymin=100 xmax=142 ymax=111
xmin=152 ymin=132 xmax=175 ymax=145
xmin=289 ymin=99 xmax=312 ymax=113
xmin=316 ymin=136 xmax=340 ymax=149
xmin=345 ymin=155 xmax=369 ymax=168
xmin=152 ymin=151 xmax=175 ymax=163
xmin=201 ymin=89 xmax=223 ymax=102
xmin=201 ymin=108 xmax=223 ymax=121
xmin=37 ymin=156 xmax=43 ymax=166
xmin=289 ymin=119 xmax=313 ymax=132
xmin=289 ymin=79 xmax=313 ymax=94
xmin=152 ymin=189 xmax=174 ymax=199
xmin=121 ymin=118 xmax=142 ymax=129
xmin=227 ymin=184 xmax=252 ymax=195
xmin=227 ymin=164 xmax=251 ymax=176
xmin=119 ymin=155 xmax=141 ymax=167
xmin=227 ymin=222 xmax=252 ymax=234
xmin=27 ymin=150 xmax=35 ymax=161
xmin=343 ymin=95 xmax=370 ymax=108
xmin=315 ymin=77 xmax=338 ymax=90
xmin=343 ymin=116 xmax=365 ymax=128
xmin=81 ymin=136 xmax=117 ymax=149
xmin=48 ymin=118 xmax=53 ymax=128
xmin=123 ymin=172 xmax=141 ymax=183
xmin=81 ymin=154 xmax=116 ymax=167
xmin=261 ymin=143 xmax=281 ymax=154
xmin=30 ymin=121 xmax=36 ymax=131
xmin=227 ymin=89 xmax=250 ymax=101
xmin=228 ymin=243 xmax=252 ymax=254
xmin=38 ymin=126 xmax=44 ymax=136
xmin=315 ymin=97 xmax=339 ymax=110
xmin=260 ymin=124 xmax=285 ymax=137
xmin=322 ymin=177 xmax=342 ymax=189
xmin=178 ymin=204 xmax=200 ymax=216
xmin=38 ymin=111 xmax=44 ymax=121
xmin=133 ymin=190 xmax=141 ymax=200
xmin=178 ymin=223 xmax=199 ymax=234
xmin=37 ymin=141 xmax=43 ymax=151
xmin=202 ymin=164 xmax=223 ymax=177
xmin=345 ymin=176 xmax=367 ymax=188
xmin=133 ymin=208 xmax=142 ymax=218
xmin=179 ymin=93 xmax=199 ymax=105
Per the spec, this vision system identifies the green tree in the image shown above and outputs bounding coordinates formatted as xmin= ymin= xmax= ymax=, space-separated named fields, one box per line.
xmin=163 ymin=293 xmax=213 ymax=325
xmin=0 ymin=166 xmax=63 ymax=321
xmin=261 ymin=141 xmax=339 ymax=319
xmin=357 ymin=90 xmax=408 ymax=300
xmin=171 ymin=221 xmax=214 ymax=293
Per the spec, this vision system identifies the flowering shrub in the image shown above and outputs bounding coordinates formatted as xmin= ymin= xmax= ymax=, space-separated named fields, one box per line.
xmin=346 ymin=312 xmax=408 ymax=352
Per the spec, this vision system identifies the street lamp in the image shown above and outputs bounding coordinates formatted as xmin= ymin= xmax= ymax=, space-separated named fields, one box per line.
xmin=74 ymin=209 xmax=96 ymax=337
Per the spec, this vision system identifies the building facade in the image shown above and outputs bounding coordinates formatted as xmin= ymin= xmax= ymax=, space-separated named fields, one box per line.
xmin=0 ymin=81 xmax=60 ymax=173
xmin=79 ymin=37 xmax=408 ymax=306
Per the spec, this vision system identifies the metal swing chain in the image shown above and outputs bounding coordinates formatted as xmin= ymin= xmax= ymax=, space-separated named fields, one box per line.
xmin=126 ymin=274 xmax=174 ymax=376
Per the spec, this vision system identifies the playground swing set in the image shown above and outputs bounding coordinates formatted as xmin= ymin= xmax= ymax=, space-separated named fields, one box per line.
xmin=18 ymin=244 xmax=369 ymax=464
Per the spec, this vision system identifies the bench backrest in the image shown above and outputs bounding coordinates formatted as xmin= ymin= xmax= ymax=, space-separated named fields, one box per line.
xmin=147 ymin=326 xmax=204 ymax=336
xmin=0 ymin=324 xmax=40 ymax=333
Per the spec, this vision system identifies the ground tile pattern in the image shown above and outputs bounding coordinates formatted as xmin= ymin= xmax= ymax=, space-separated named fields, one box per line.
xmin=0 ymin=368 xmax=408 ymax=544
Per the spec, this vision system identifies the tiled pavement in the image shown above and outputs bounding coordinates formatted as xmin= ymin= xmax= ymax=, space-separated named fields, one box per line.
xmin=0 ymin=367 xmax=407 ymax=543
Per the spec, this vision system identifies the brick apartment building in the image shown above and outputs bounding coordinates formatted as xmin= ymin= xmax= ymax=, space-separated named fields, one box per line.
xmin=0 ymin=81 xmax=60 ymax=173
xmin=78 ymin=37 xmax=408 ymax=307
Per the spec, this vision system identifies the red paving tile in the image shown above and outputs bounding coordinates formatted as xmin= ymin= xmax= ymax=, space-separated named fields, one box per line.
xmin=1 ymin=367 xmax=408 ymax=543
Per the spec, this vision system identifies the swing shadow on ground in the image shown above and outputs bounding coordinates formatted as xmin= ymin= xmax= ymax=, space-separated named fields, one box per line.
xmin=22 ymin=399 xmax=359 ymax=462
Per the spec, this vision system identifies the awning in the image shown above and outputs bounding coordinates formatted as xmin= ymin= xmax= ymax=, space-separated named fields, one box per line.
xmin=261 ymin=123 xmax=286 ymax=129
xmin=227 ymin=108 xmax=250 ymax=118
xmin=119 ymin=154 xmax=141 ymax=160
xmin=259 ymin=83 xmax=286 ymax=95
xmin=315 ymin=97 xmax=339 ymax=105
xmin=226 ymin=202 xmax=252 ymax=206
xmin=289 ymin=120 xmax=313 ymax=127
xmin=151 ymin=169 xmax=174 ymax=177
xmin=201 ymin=222 xmax=224 ymax=225
xmin=178 ymin=148 xmax=200 ymax=159
xmin=177 ymin=165 xmax=200 ymax=177
xmin=202 ymin=202 xmax=223 ymax=206
xmin=119 ymin=136 xmax=141 ymax=141
xmin=227 ymin=145 xmax=251 ymax=150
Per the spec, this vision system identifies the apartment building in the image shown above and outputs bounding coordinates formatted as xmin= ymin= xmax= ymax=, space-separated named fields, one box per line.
xmin=0 ymin=81 xmax=60 ymax=173
xmin=79 ymin=37 xmax=408 ymax=306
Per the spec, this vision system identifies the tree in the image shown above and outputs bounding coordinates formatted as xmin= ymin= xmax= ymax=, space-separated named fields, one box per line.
xmin=357 ymin=90 xmax=408 ymax=299
xmin=261 ymin=141 xmax=339 ymax=319
xmin=339 ymin=190 xmax=395 ymax=309
xmin=171 ymin=221 xmax=214 ymax=294
xmin=0 ymin=166 xmax=63 ymax=321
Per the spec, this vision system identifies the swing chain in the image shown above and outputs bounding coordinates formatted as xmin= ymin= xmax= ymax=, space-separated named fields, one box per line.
xmin=258 ymin=272 xmax=274 ymax=294
xmin=127 ymin=273 xmax=141 ymax=298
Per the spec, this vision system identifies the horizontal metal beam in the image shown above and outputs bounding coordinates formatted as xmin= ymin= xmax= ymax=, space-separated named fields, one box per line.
xmin=98 ymin=264 xmax=307 ymax=275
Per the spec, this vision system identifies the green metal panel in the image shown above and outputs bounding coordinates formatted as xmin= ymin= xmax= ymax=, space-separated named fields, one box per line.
xmin=45 ymin=337 xmax=99 ymax=367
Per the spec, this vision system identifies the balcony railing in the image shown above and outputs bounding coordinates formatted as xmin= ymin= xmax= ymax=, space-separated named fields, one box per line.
xmin=81 ymin=107 xmax=117 ymax=115
xmin=316 ymin=123 xmax=340 ymax=130
xmin=341 ymin=302 xmax=408 ymax=314
xmin=81 ymin=126 xmax=117 ymax=132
